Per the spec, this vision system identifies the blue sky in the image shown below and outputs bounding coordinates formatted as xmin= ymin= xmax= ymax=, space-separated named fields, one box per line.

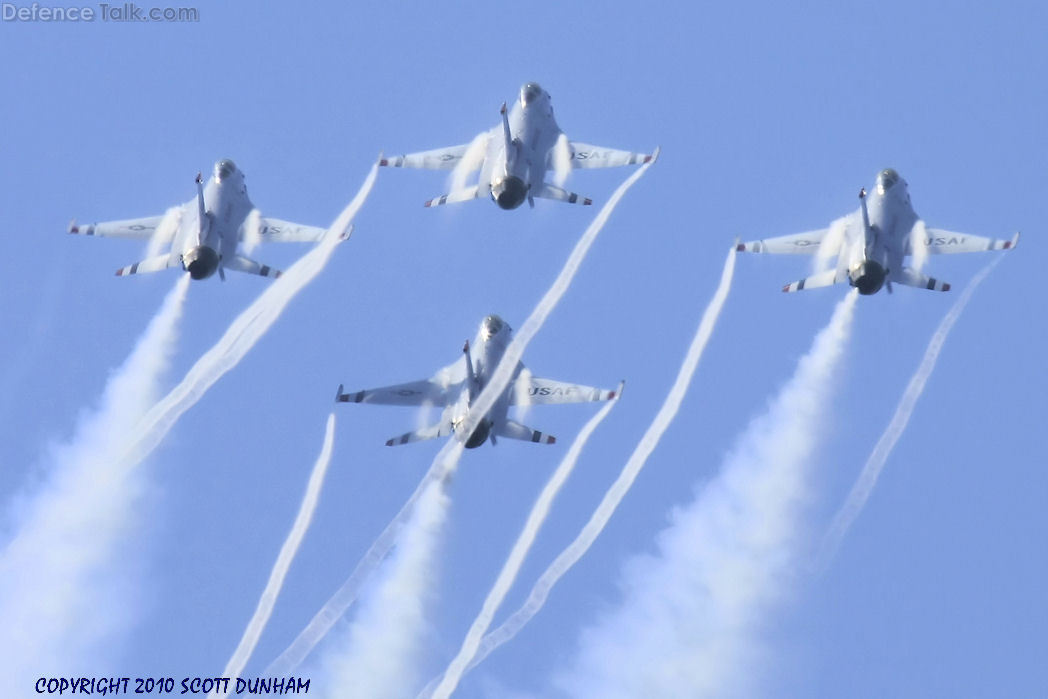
xmin=1 ymin=1 xmax=1045 ymax=696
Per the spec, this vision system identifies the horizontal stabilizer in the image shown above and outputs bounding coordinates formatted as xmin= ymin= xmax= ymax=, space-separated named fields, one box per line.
xmin=892 ymin=267 xmax=951 ymax=292
xmin=224 ymin=255 xmax=282 ymax=278
xmin=115 ymin=254 xmax=173 ymax=277
xmin=385 ymin=422 xmax=452 ymax=447
xmin=782 ymin=268 xmax=845 ymax=293
xmin=532 ymin=183 xmax=592 ymax=206
xmin=495 ymin=419 xmax=556 ymax=445
xmin=424 ymin=186 xmax=481 ymax=208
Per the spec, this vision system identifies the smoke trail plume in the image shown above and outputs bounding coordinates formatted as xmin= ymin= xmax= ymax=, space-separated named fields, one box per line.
xmin=265 ymin=159 xmax=653 ymax=677
xmin=457 ymin=246 xmax=737 ymax=684
xmin=241 ymin=208 xmax=263 ymax=256
xmin=0 ymin=275 xmax=190 ymax=685
xmin=555 ymin=290 xmax=858 ymax=699
xmin=146 ymin=206 xmax=182 ymax=258
xmin=909 ymin=220 xmax=929 ymax=273
xmin=212 ymin=413 xmax=338 ymax=696
xmin=319 ymin=474 xmax=453 ymax=699
xmin=449 ymin=131 xmax=491 ymax=194
xmin=460 ymin=154 xmax=657 ymax=441
xmin=114 ymin=162 xmax=376 ymax=472
xmin=818 ymin=259 xmax=999 ymax=568
xmin=265 ymin=442 xmax=463 ymax=676
xmin=814 ymin=215 xmax=850 ymax=273
xmin=426 ymin=396 xmax=620 ymax=699
xmin=551 ymin=133 xmax=572 ymax=188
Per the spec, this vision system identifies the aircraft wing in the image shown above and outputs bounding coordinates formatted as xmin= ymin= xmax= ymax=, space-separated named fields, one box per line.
xmin=68 ymin=215 xmax=166 ymax=239
xmin=736 ymin=228 xmax=834 ymax=255
xmin=336 ymin=379 xmax=450 ymax=407
xmin=380 ymin=144 xmax=474 ymax=171
xmin=568 ymin=142 xmax=656 ymax=169
xmin=509 ymin=376 xmax=621 ymax=406
xmin=906 ymin=229 xmax=1019 ymax=255
xmin=253 ymin=217 xmax=330 ymax=243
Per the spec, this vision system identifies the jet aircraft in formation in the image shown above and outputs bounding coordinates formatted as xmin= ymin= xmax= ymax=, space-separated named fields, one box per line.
xmin=336 ymin=315 xmax=621 ymax=448
xmin=736 ymin=169 xmax=1018 ymax=294
xmin=69 ymin=159 xmax=338 ymax=281
xmin=380 ymin=82 xmax=656 ymax=210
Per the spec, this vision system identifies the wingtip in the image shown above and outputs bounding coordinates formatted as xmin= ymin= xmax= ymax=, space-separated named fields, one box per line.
xmin=736 ymin=243 xmax=746 ymax=252
xmin=1005 ymin=232 xmax=1020 ymax=249
xmin=548 ymin=436 xmax=557 ymax=445
xmin=781 ymin=283 xmax=791 ymax=293
xmin=583 ymin=198 xmax=592 ymax=205
xmin=335 ymin=384 xmax=345 ymax=403
xmin=384 ymin=439 xmax=395 ymax=447
xmin=647 ymin=146 xmax=661 ymax=164
xmin=942 ymin=283 xmax=951 ymax=292
xmin=68 ymin=218 xmax=78 ymax=234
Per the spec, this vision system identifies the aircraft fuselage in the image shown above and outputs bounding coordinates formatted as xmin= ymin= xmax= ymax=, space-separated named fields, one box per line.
xmin=481 ymin=83 xmax=563 ymax=210
xmin=839 ymin=169 xmax=919 ymax=295
xmin=448 ymin=315 xmax=516 ymax=447
xmin=175 ymin=159 xmax=255 ymax=279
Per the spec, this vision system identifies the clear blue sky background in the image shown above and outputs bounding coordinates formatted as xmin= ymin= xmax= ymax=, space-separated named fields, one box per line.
xmin=1 ymin=1 xmax=1045 ymax=696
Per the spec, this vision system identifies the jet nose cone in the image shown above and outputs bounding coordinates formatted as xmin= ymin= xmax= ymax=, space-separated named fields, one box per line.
xmin=520 ymin=82 xmax=544 ymax=106
xmin=482 ymin=314 xmax=507 ymax=338
xmin=214 ymin=159 xmax=237 ymax=181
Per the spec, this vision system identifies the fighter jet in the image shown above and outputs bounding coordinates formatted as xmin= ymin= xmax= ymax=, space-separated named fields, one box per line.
xmin=380 ymin=82 xmax=657 ymax=210
xmin=736 ymin=169 xmax=1019 ymax=294
xmin=69 ymin=159 xmax=341 ymax=280
xmin=336 ymin=314 xmax=622 ymax=448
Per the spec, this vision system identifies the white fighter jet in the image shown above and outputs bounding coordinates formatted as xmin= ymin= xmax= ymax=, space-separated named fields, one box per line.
xmin=336 ymin=314 xmax=622 ymax=448
xmin=737 ymin=169 xmax=1019 ymax=294
xmin=69 ymin=159 xmax=340 ymax=280
xmin=380 ymin=82 xmax=657 ymax=210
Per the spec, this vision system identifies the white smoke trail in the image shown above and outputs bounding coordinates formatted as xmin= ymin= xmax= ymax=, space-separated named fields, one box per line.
xmin=449 ymin=130 xmax=491 ymax=194
xmin=460 ymin=155 xmax=657 ymax=441
xmin=424 ymin=396 xmax=620 ymax=699
xmin=114 ymin=162 xmax=377 ymax=472
xmin=265 ymin=159 xmax=652 ymax=678
xmin=457 ymin=246 xmax=737 ymax=683
xmin=211 ymin=413 xmax=338 ymax=697
xmin=818 ymin=258 xmax=999 ymax=569
xmin=814 ymin=215 xmax=851 ymax=273
xmin=241 ymin=208 xmax=263 ymax=257
xmin=146 ymin=206 xmax=182 ymax=258
xmin=556 ymin=290 xmax=858 ymax=699
xmin=319 ymin=475 xmax=452 ymax=699
xmin=264 ymin=441 xmax=463 ymax=676
xmin=909 ymin=219 xmax=930 ymax=273
xmin=551 ymin=133 xmax=573 ymax=188
xmin=0 ymin=274 xmax=190 ymax=686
